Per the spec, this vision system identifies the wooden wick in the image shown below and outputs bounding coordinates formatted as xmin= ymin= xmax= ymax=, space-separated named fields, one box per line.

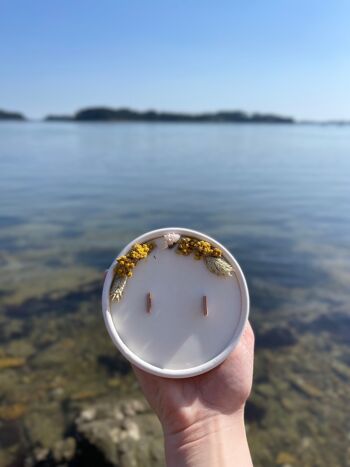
xmin=203 ymin=295 xmax=208 ymax=317
xmin=147 ymin=292 xmax=152 ymax=313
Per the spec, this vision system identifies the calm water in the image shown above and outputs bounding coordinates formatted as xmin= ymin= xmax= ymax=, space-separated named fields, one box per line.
xmin=0 ymin=122 xmax=350 ymax=466
xmin=1 ymin=122 xmax=350 ymax=303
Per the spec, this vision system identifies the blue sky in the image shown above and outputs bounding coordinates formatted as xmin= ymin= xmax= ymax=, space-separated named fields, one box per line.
xmin=1 ymin=0 xmax=349 ymax=119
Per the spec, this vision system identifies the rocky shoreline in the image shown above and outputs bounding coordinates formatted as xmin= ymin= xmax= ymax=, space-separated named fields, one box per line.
xmin=23 ymin=398 xmax=164 ymax=467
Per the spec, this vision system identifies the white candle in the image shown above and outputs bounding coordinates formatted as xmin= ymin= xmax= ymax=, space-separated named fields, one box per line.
xmin=102 ymin=228 xmax=249 ymax=378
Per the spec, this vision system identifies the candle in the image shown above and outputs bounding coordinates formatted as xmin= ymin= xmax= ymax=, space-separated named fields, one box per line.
xmin=102 ymin=228 xmax=249 ymax=378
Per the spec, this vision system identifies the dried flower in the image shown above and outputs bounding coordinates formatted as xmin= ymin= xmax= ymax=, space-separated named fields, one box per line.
xmin=114 ymin=242 xmax=155 ymax=278
xmin=115 ymin=255 xmax=135 ymax=278
xmin=162 ymin=232 xmax=180 ymax=249
xmin=176 ymin=237 xmax=193 ymax=256
xmin=110 ymin=276 xmax=128 ymax=302
xmin=177 ymin=237 xmax=222 ymax=260
xmin=205 ymin=256 xmax=233 ymax=277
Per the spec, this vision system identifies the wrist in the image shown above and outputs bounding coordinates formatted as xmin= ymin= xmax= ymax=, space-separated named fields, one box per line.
xmin=163 ymin=409 xmax=252 ymax=467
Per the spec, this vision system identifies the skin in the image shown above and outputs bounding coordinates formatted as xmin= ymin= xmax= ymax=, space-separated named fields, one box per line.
xmin=133 ymin=322 xmax=255 ymax=466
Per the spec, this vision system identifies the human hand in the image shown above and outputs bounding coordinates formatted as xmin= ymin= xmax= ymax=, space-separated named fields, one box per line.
xmin=133 ymin=322 xmax=254 ymax=466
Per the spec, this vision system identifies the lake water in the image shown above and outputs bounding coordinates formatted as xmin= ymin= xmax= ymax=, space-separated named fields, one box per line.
xmin=0 ymin=122 xmax=350 ymax=466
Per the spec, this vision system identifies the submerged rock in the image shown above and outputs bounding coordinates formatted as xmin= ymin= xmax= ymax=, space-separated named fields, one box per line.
xmin=291 ymin=377 xmax=322 ymax=398
xmin=256 ymin=326 xmax=297 ymax=349
xmin=32 ymin=446 xmax=50 ymax=463
xmin=331 ymin=360 xmax=350 ymax=381
xmin=0 ymin=357 xmax=26 ymax=369
xmin=23 ymin=405 xmax=66 ymax=450
xmin=75 ymin=398 xmax=164 ymax=466
xmin=0 ymin=319 xmax=27 ymax=341
xmin=6 ymin=339 xmax=36 ymax=358
xmin=71 ymin=389 xmax=101 ymax=401
xmin=0 ymin=403 xmax=27 ymax=421
xmin=245 ymin=399 xmax=266 ymax=423
xmin=276 ymin=451 xmax=297 ymax=465
xmin=52 ymin=437 xmax=76 ymax=463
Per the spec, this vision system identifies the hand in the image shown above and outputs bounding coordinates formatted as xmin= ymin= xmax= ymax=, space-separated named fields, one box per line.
xmin=133 ymin=322 xmax=254 ymax=466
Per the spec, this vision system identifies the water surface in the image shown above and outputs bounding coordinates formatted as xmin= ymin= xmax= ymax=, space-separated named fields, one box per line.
xmin=0 ymin=122 xmax=350 ymax=466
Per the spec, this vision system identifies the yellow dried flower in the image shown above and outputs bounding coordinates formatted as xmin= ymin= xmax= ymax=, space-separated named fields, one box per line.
xmin=177 ymin=237 xmax=222 ymax=260
xmin=129 ymin=243 xmax=149 ymax=260
xmin=114 ymin=242 xmax=155 ymax=278
xmin=176 ymin=237 xmax=194 ymax=256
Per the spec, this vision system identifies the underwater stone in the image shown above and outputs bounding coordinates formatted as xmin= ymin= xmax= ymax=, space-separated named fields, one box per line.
xmin=75 ymin=398 xmax=163 ymax=466
xmin=0 ymin=403 xmax=27 ymax=421
xmin=276 ymin=451 xmax=297 ymax=465
xmin=33 ymin=447 xmax=50 ymax=462
xmin=291 ymin=378 xmax=322 ymax=398
xmin=52 ymin=437 xmax=76 ymax=463
xmin=256 ymin=326 xmax=297 ymax=349
xmin=0 ymin=357 xmax=26 ymax=369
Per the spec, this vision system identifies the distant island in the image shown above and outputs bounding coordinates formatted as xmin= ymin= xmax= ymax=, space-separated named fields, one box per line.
xmin=0 ymin=109 xmax=26 ymax=121
xmin=2 ymin=106 xmax=350 ymax=124
xmin=45 ymin=107 xmax=295 ymax=124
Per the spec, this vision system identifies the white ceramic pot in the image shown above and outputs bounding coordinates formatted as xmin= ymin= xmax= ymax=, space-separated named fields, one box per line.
xmin=102 ymin=227 xmax=249 ymax=378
